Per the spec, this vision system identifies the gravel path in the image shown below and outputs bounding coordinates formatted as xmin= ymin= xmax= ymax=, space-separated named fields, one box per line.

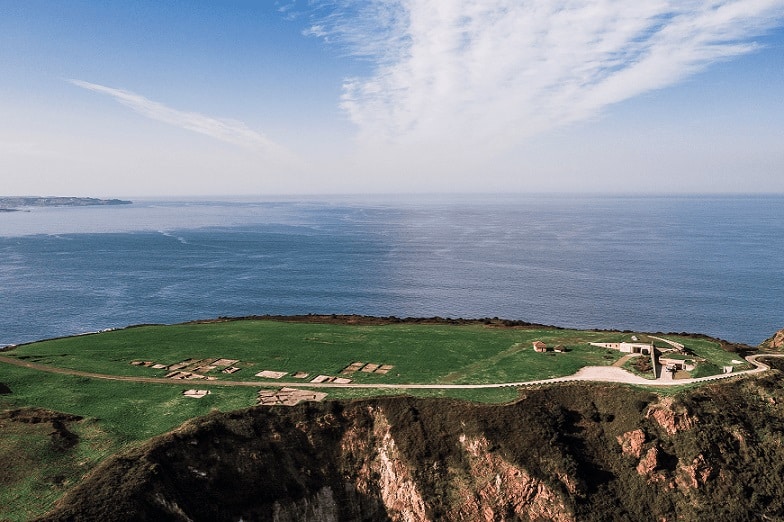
xmin=1 ymin=353 xmax=781 ymax=390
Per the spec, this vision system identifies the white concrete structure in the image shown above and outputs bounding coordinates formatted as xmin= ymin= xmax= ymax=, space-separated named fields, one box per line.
xmin=589 ymin=342 xmax=653 ymax=354
xmin=659 ymin=356 xmax=696 ymax=372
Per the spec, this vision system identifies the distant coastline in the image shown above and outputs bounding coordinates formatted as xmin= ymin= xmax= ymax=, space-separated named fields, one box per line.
xmin=0 ymin=197 xmax=132 ymax=211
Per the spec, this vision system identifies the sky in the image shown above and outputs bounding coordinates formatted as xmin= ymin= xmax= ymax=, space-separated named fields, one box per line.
xmin=2 ymin=0 xmax=784 ymax=197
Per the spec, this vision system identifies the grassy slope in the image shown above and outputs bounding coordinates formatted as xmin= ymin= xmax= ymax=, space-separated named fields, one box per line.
xmin=0 ymin=411 xmax=115 ymax=521
xmin=0 ymin=319 xmax=743 ymax=520
xmin=0 ymin=366 xmax=259 ymax=521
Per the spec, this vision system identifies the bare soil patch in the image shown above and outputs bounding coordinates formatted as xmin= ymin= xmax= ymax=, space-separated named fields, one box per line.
xmin=165 ymin=371 xmax=212 ymax=381
xmin=376 ymin=364 xmax=395 ymax=375
xmin=341 ymin=361 xmax=394 ymax=375
xmin=255 ymin=370 xmax=288 ymax=379
xmin=257 ymin=387 xmax=327 ymax=406
xmin=182 ymin=390 xmax=211 ymax=399
xmin=309 ymin=375 xmax=352 ymax=384
xmin=212 ymin=359 xmax=239 ymax=367
xmin=341 ymin=361 xmax=365 ymax=374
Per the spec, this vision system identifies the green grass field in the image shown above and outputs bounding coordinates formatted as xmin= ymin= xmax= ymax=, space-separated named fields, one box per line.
xmin=2 ymin=319 xmax=743 ymax=415
xmin=7 ymin=320 xmax=630 ymax=384
xmin=0 ymin=320 xmax=743 ymax=449
xmin=0 ymin=318 xmax=750 ymax=520
xmin=0 ymin=320 xmax=647 ymax=446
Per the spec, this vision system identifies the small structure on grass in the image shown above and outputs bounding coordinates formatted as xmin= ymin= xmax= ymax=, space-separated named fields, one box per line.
xmin=183 ymin=389 xmax=210 ymax=399
xmin=532 ymin=341 xmax=547 ymax=353
xmin=659 ymin=354 xmax=696 ymax=372
xmin=590 ymin=342 xmax=652 ymax=355
xmin=309 ymin=374 xmax=352 ymax=384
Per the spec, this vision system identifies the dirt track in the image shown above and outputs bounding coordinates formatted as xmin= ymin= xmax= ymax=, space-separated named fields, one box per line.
xmin=1 ymin=353 xmax=781 ymax=390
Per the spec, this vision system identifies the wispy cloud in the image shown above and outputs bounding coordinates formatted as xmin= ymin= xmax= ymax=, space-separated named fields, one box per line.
xmin=309 ymin=0 xmax=784 ymax=148
xmin=68 ymin=79 xmax=303 ymax=167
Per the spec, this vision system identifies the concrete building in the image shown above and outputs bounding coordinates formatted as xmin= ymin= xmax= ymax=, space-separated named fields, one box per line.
xmin=589 ymin=342 xmax=653 ymax=355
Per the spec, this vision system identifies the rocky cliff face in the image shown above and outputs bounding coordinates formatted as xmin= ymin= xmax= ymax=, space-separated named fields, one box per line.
xmin=39 ymin=364 xmax=784 ymax=521
xmin=761 ymin=328 xmax=784 ymax=350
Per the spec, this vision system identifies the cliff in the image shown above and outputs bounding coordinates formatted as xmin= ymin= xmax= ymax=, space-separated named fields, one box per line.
xmin=39 ymin=359 xmax=784 ymax=521
xmin=761 ymin=328 xmax=784 ymax=351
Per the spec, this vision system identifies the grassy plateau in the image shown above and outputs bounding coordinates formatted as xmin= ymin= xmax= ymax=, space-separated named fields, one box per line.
xmin=0 ymin=316 xmax=752 ymax=520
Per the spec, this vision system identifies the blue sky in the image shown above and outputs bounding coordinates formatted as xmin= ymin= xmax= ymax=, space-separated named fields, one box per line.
xmin=2 ymin=0 xmax=783 ymax=196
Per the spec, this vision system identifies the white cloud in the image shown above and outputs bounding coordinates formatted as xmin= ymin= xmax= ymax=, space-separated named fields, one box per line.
xmin=310 ymin=0 xmax=784 ymax=149
xmin=67 ymin=79 xmax=304 ymax=168
xmin=303 ymin=24 xmax=328 ymax=38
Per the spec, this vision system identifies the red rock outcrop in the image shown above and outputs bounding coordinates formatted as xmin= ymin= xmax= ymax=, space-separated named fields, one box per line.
xmin=617 ymin=429 xmax=646 ymax=458
xmin=676 ymin=454 xmax=714 ymax=491
xmin=762 ymin=328 xmax=784 ymax=350
xmin=341 ymin=406 xmax=428 ymax=522
xmin=449 ymin=435 xmax=573 ymax=522
xmin=636 ymin=446 xmax=668 ymax=483
xmin=647 ymin=397 xmax=697 ymax=435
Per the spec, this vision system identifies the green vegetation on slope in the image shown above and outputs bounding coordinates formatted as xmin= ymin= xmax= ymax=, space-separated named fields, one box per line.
xmin=0 ymin=366 xmax=258 ymax=521
xmin=0 ymin=317 xmax=755 ymax=520
xmin=0 ymin=409 xmax=115 ymax=522
xmin=33 ymin=372 xmax=784 ymax=522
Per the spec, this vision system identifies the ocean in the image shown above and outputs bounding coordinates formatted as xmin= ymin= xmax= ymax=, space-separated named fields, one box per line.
xmin=1 ymin=194 xmax=782 ymax=347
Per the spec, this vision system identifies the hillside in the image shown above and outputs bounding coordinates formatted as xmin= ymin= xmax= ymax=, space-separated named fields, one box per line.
xmin=37 ymin=358 xmax=784 ymax=521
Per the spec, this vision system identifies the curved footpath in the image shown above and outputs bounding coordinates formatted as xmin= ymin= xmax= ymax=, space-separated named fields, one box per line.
xmin=1 ymin=353 xmax=782 ymax=390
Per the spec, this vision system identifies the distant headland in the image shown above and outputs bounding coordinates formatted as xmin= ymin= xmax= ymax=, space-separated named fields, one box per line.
xmin=0 ymin=197 xmax=132 ymax=211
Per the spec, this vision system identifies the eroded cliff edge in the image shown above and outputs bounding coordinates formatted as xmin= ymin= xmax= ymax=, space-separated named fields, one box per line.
xmin=40 ymin=360 xmax=784 ymax=521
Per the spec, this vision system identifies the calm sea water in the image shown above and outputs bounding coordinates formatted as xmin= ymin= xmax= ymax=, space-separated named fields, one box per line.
xmin=1 ymin=195 xmax=782 ymax=346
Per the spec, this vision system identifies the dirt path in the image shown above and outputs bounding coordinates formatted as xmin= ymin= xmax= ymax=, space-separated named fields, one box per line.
xmin=612 ymin=354 xmax=639 ymax=367
xmin=1 ymin=353 xmax=781 ymax=390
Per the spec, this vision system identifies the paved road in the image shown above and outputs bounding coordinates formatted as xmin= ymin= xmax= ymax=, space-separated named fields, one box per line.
xmin=2 ymin=353 xmax=782 ymax=390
